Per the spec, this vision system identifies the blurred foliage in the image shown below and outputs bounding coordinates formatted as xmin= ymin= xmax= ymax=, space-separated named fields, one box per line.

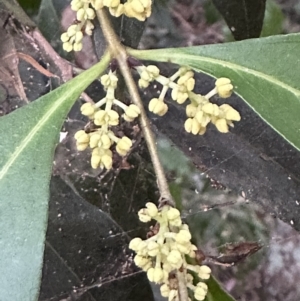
xmin=260 ymin=0 xmax=284 ymax=37
xmin=17 ymin=0 xmax=41 ymax=15
xmin=203 ymin=0 xmax=284 ymax=40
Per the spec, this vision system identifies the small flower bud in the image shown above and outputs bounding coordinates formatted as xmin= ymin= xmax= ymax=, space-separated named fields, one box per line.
xmin=176 ymin=230 xmax=192 ymax=244
xmin=198 ymin=265 xmax=211 ymax=279
xmin=86 ymin=7 xmax=96 ymax=19
xmin=138 ymin=208 xmax=152 ymax=223
xmin=146 ymin=65 xmax=160 ymax=77
xmin=176 ymin=243 xmax=191 ymax=254
xmin=194 ymin=285 xmax=207 ymax=301
xmin=60 ymin=32 xmax=69 ymax=43
xmin=169 ymin=217 xmax=182 ymax=227
xmin=107 ymin=110 xmax=119 ymax=125
xmin=220 ymin=104 xmax=241 ymax=121
xmin=160 ymin=284 xmax=170 ymax=297
xmin=102 ymin=154 xmax=113 ymax=169
xmin=184 ymin=118 xmax=202 ymax=135
xmin=116 ymin=136 xmax=132 ymax=156
xmin=89 ymin=133 xmax=101 ymax=148
xmin=62 ymin=42 xmax=73 ymax=52
xmin=74 ymin=130 xmax=89 ymax=143
xmin=134 ymin=255 xmax=150 ymax=269
xmin=67 ymin=24 xmax=78 ymax=36
xmin=138 ymin=78 xmax=149 ymax=88
xmin=73 ymin=42 xmax=83 ymax=52
xmin=109 ymin=4 xmax=124 ymax=17
xmin=100 ymin=134 xmax=112 ymax=149
xmin=92 ymin=0 xmax=104 ymax=9
xmin=125 ymin=104 xmax=140 ymax=119
xmin=167 ymin=207 xmax=180 ymax=220
xmin=169 ymin=289 xmax=178 ymax=301
xmin=129 ymin=237 xmax=143 ymax=251
xmin=147 ymin=267 xmax=164 ymax=283
xmin=149 ymin=98 xmax=168 ymax=116
xmin=215 ymin=77 xmax=233 ymax=98
xmin=186 ymin=104 xmax=197 ymax=117
xmin=94 ymin=110 xmax=106 ymax=125
xmin=145 ymin=202 xmax=158 ymax=217
xmin=91 ymin=153 xmax=101 ymax=169
xmin=215 ymin=118 xmax=229 ymax=133
xmin=167 ymin=250 xmax=183 ymax=268
xmin=81 ymin=103 xmax=96 ymax=118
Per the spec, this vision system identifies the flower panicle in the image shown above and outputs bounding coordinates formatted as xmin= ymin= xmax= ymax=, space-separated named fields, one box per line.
xmin=61 ymin=0 xmax=152 ymax=52
xmin=74 ymin=70 xmax=140 ymax=170
xmin=129 ymin=202 xmax=212 ymax=301
xmin=135 ymin=64 xmax=240 ymax=135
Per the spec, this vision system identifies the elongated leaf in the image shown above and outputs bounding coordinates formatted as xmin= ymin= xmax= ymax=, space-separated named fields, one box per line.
xmin=206 ymin=276 xmax=236 ymax=301
xmin=0 ymin=53 xmax=110 ymax=301
xmin=128 ymin=34 xmax=300 ymax=151
xmin=212 ymin=0 xmax=266 ymax=40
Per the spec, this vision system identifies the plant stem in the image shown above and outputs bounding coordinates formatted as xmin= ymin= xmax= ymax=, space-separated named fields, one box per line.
xmin=96 ymin=9 xmax=174 ymax=206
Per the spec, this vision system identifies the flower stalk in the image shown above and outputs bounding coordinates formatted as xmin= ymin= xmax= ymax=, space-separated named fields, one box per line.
xmin=96 ymin=8 xmax=174 ymax=205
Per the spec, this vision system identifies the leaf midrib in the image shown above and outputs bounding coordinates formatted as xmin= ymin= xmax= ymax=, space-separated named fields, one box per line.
xmin=141 ymin=50 xmax=300 ymax=98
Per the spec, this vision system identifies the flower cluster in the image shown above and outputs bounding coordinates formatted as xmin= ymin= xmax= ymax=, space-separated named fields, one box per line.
xmin=136 ymin=65 xmax=241 ymax=135
xmin=74 ymin=70 xmax=141 ymax=169
xmin=61 ymin=0 xmax=152 ymax=52
xmin=129 ymin=203 xmax=211 ymax=301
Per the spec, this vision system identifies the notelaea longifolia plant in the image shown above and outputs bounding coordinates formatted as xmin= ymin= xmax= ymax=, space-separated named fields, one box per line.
xmin=61 ymin=1 xmax=241 ymax=300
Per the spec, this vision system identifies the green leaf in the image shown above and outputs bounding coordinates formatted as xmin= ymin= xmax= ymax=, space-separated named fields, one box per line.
xmin=212 ymin=0 xmax=266 ymax=40
xmin=205 ymin=276 xmax=236 ymax=301
xmin=128 ymin=34 xmax=300 ymax=151
xmin=0 ymin=52 xmax=110 ymax=301
xmin=260 ymin=0 xmax=284 ymax=37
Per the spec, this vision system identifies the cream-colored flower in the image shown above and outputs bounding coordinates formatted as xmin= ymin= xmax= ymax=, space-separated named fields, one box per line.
xmin=149 ymin=98 xmax=168 ymax=116
xmin=215 ymin=77 xmax=233 ymax=98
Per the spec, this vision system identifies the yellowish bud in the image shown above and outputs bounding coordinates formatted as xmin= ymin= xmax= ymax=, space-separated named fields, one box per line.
xmin=129 ymin=237 xmax=142 ymax=251
xmin=215 ymin=118 xmax=229 ymax=133
xmin=89 ymin=133 xmax=101 ymax=148
xmin=145 ymin=202 xmax=158 ymax=217
xmin=215 ymin=77 xmax=233 ymax=98
xmin=91 ymin=154 xmax=101 ymax=169
xmin=100 ymin=134 xmax=111 ymax=149
xmin=94 ymin=110 xmax=106 ymax=125
xmin=92 ymin=0 xmax=104 ymax=9
xmin=73 ymin=42 xmax=83 ymax=52
xmin=102 ymin=154 xmax=113 ymax=169
xmin=61 ymin=32 xmax=69 ymax=42
xmin=198 ymin=265 xmax=211 ymax=279
xmin=146 ymin=65 xmax=160 ymax=77
xmin=125 ymin=104 xmax=141 ymax=119
xmin=109 ymin=4 xmax=124 ymax=17
xmin=160 ymin=284 xmax=170 ymax=298
xmin=81 ymin=103 xmax=96 ymax=117
xmin=86 ymin=7 xmax=95 ymax=19
xmin=167 ymin=250 xmax=183 ymax=268
xmin=149 ymin=98 xmax=168 ymax=116
xmin=62 ymin=42 xmax=73 ymax=52
xmin=167 ymin=207 xmax=180 ymax=220
xmin=186 ymin=104 xmax=197 ymax=117
xmin=138 ymin=78 xmax=149 ymax=88
xmin=176 ymin=230 xmax=192 ymax=243
xmin=138 ymin=208 xmax=152 ymax=223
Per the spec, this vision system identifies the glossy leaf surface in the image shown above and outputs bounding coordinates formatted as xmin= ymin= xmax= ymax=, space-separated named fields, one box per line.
xmin=128 ymin=33 xmax=300 ymax=151
xmin=0 ymin=54 xmax=110 ymax=301
xmin=212 ymin=0 xmax=266 ymax=40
